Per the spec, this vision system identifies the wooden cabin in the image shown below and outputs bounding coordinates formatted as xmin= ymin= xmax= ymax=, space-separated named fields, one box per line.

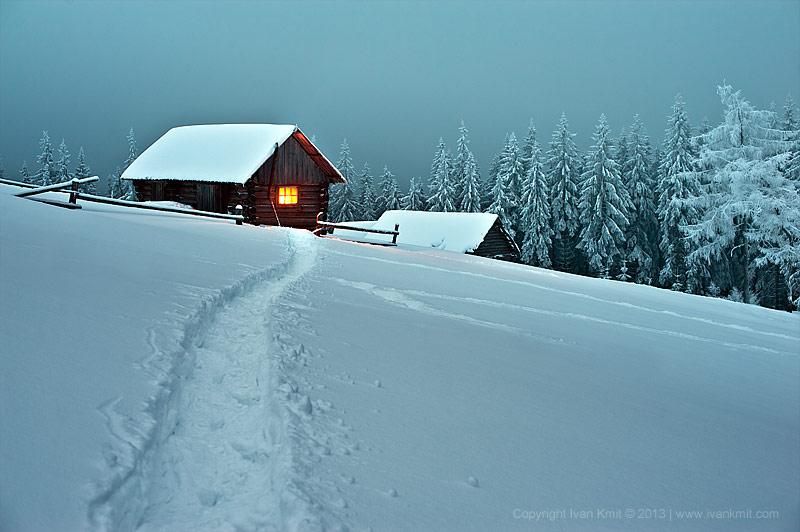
xmin=330 ymin=211 xmax=520 ymax=262
xmin=121 ymin=124 xmax=345 ymax=229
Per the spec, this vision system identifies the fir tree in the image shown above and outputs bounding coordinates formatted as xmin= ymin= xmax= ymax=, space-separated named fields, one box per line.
xmin=487 ymin=134 xmax=522 ymax=238
xmin=452 ymin=121 xmax=474 ymax=208
xmin=34 ymin=131 xmax=56 ymax=186
xmin=459 ymin=151 xmax=482 ymax=212
xmin=124 ymin=128 xmax=138 ymax=170
xmin=19 ymin=161 xmax=31 ymax=183
xmin=578 ymin=114 xmax=631 ymax=277
xmin=547 ymin=113 xmax=581 ymax=272
xmin=685 ymin=84 xmax=799 ymax=308
xmin=329 ymin=139 xmax=358 ymax=221
xmin=622 ymin=115 xmax=658 ymax=284
xmin=55 ymin=139 xmax=71 ymax=183
xmin=482 ymin=148 xmax=503 ymax=210
xmin=357 ymin=162 xmax=377 ymax=219
xmin=657 ymin=94 xmax=701 ymax=291
xmin=108 ymin=166 xmax=125 ymax=199
xmin=74 ymin=147 xmax=95 ymax=194
xmin=376 ymin=165 xmax=401 ymax=215
xmin=428 ymin=138 xmax=457 ymax=212
xmin=520 ymin=119 xmax=537 ymax=180
xmin=519 ymin=131 xmax=553 ymax=267
xmin=782 ymin=95 xmax=797 ymax=131
xmin=402 ymin=177 xmax=427 ymax=210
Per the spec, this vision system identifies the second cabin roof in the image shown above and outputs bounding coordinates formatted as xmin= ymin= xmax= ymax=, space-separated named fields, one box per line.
xmin=121 ymin=124 xmax=344 ymax=184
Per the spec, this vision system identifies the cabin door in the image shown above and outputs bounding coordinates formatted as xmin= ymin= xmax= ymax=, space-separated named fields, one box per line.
xmin=196 ymin=184 xmax=221 ymax=212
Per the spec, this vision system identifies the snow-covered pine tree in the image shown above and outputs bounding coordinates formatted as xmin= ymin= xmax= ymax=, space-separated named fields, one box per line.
xmin=74 ymin=147 xmax=95 ymax=194
xmin=520 ymin=119 xmax=537 ymax=181
xmin=459 ymin=151 xmax=482 ymax=212
xmin=547 ymin=113 xmax=581 ymax=272
xmin=489 ymin=132 xmax=524 ymax=238
xmin=481 ymin=148 xmax=503 ymax=210
xmin=402 ymin=177 xmax=427 ymax=210
xmin=357 ymin=162 xmax=377 ymax=219
xmin=19 ymin=161 xmax=31 ymax=183
xmin=519 ymin=131 xmax=553 ymax=267
xmin=622 ymin=115 xmax=658 ymax=284
xmin=657 ymin=94 xmax=701 ymax=291
xmin=55 ymin=139 xmax=72 ymax=183
xmin=329 ymin=139 xmax=358 ymax=221
xmin=685 ymin=84 xmax=799 ymax=309
xmin=34 ymin=131 xmax=56 ymax=186
xmin=124 ymin=128 xmax=138 ymax=170
xmin=577 ymin=114 xmax=631 ymax=278
xmin=376 ymin=166 xmax=401 ymax=215
xmin=783 ymin=95 xmax=798 ymax=131
xmin=428 ymin=139 xmax=457 ymax=212
xmin=108 ymin=166 xmax=125 ymax=199
xmin=452 ymin=121 xmax=475 ymax=209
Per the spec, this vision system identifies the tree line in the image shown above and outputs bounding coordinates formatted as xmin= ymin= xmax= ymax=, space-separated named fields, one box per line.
xmin=328 ymin=84 xmax=800 ymax=311
xmin=2 ymin=129 xmax=139 ymax=199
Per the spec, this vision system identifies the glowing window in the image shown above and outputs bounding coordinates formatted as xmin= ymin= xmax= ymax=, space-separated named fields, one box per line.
xmin=277 ymin=186 xmax=298 ymax=205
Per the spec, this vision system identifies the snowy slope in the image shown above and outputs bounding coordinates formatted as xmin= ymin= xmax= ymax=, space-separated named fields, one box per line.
xmin=1 ymin=186 xmax=798 ymax=531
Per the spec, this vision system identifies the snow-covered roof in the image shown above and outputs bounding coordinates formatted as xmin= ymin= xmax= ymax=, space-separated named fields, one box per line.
xmin=334 ymin=210 xmax=503 ymax=253
xmin=121 ymin=124 xmax=344 ymax=184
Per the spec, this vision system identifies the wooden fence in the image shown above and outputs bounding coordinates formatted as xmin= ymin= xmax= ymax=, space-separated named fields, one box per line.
xmin=314 ymin=212 xmax=400 ymax=245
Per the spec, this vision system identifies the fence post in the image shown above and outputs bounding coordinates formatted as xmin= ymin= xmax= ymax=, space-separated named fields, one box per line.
xmin=392 ymin=224 xmax=399 ymax=245
xmin=69 ymin=179 xmax=79 ymax=204
xmin=235 ymin=204 xmax=243 ymax=225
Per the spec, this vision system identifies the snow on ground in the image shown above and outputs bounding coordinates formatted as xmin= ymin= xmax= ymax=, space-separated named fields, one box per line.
xmin=1 ymin=185 xmax=798 ymax=531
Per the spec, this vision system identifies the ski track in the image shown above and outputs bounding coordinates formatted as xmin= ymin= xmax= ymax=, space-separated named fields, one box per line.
xmin=89 ymin=230 xmax=331 ymax=532
xmin=334 ymin=277 xmax=795 ymax=356
xmin=326 ymin=247 xmax=800 ymax=343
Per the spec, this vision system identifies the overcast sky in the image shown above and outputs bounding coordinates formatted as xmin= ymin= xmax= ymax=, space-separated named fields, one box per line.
xmin=1 ymin=0 xmax=798 ymax=186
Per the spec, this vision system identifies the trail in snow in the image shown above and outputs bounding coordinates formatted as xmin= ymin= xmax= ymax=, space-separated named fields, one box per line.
xmin=138 ymin=230 xmax=318 ymax=531
xmin=324 ymin=248 xmax=799 ymax=343
xmin=92 ymin=230 xmax=320 ymax=532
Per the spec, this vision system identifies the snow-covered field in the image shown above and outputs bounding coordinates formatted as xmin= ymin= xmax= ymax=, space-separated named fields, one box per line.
xmin=1 ymin=185 xmax=798 ymax=531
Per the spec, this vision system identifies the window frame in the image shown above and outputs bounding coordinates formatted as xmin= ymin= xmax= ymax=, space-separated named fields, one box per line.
xmin=276 ymin=185 xmax=299 ymax=206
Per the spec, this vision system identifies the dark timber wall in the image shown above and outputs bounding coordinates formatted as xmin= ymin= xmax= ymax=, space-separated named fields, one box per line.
xmin=470 ymin=220 xmax=520 ymax=262
xmin=132 ymin=134 xmax=332 ymax=230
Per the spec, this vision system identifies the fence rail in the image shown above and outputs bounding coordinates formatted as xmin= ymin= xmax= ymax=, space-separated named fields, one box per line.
xmin=314 ymin=213 xmax=400 ymax=244
xmin=3 ymin=177 xmax=244 ymax=224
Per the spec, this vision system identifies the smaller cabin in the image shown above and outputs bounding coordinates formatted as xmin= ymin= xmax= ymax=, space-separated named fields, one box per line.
xmin=121 ymin=124 xmax=345 ymax=229
xmin=331 ymin=210 xmax=520 ymax=261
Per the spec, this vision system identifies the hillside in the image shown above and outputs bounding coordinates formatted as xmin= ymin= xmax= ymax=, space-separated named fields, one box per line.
xmin=1 ymin=186 xmax=798 ymax=531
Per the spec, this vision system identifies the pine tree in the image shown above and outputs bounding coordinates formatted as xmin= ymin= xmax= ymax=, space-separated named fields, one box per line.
xmin=452 ymin=121 xmax=474 ymax=208
xmin=329 ymin=139 xmax=358 ymax=221
xmin=622 ymin=115 xmax=658 ymax=284
xmin=357 ymin=162 xmax=377 ymax=219
xmin=124 ymin=128 xmax=138 ymax=170
xmin=482 ymin=148 xmax=503 ymax=210
xmin=459 ymin=151 xmax=482 ymax=212
xmin=487 ymin=134 xmax=522 ymax=238
xmin=34 ymin=131 xmax=56 ymax=186
xmin=376 ymin=165 xmax=401 ymax=215
xmin=782 ymin=95 xmax=797 ymax=131
xmin=19 ymin=161 xmax=31 ymax=183
xmin=519 ymin=131 xmax=553 ymax=267
xmin=520 ymin=119 xmax=537 ymax=180
xmin=657 ymin=94 xmax=701 ymax=291
xmin=578 ymin=114 xmax=631 ymax=277
xmin=547 ymin=113 xmax=581 ymax=272
xmin=428 ymin=139 xmax=457 ymax=212
xmin=74 ymin=147 xmax=95 ymax=194
xmin=685 ymin=84 xmax=799 ymax=308
xmin=108 ymin=166 xmax=125 ymax=199
xmin=402 ymin=177 xmax=427 ymax=210
xmin=55 ymin=139 xmax=72 ymax=183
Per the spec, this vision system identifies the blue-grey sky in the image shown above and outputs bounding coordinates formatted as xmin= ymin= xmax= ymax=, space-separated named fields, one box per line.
xmin=1 ymin=0 xmax=798 ymax=186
